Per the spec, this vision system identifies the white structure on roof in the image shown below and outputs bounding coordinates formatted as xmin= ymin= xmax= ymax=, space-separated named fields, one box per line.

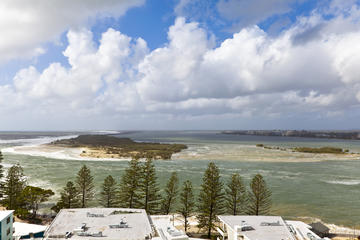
xmin=285 ymin=221 xmax=330 ymax=240
xmin=44 ymin=208 xmax=153 ymax=240
xmin=150 ymin=215 xmax=189 ymax=240
xmin=0 ymin=210 xmax=14 ymax=240
xmin=13 ymin=222 xmax=46 ymax=240
xmin=217 ymin=215 xmax=296 ymax=240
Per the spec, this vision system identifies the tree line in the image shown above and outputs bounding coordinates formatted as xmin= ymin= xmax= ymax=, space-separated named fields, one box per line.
xmin=0 ymin=151 xmax=54 ymax=220
xmin=0 ymin=151 xmax=271 ymax=238
xmin=53 ymin=158 xmax=272 ymax=238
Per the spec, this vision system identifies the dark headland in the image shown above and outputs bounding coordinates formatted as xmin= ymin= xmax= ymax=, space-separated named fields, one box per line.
xmin=222 ymin=130 xmax=360 ymax=140
xmin=49 ymin=135 xmax=187 ymax=160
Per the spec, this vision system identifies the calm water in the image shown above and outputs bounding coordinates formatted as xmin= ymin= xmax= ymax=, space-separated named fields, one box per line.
xmin=1 ymin=131 xmax=360 ymax=226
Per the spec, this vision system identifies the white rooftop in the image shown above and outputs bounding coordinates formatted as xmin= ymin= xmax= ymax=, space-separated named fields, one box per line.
xmin=218 ymin=215 xmax=296 ymax=240
xmin=286 ymin=220 xmax=326 ymax=240
xmin=150 ymin=215 xmax=188 ymax=240
xmin=13 ymin=222 xmax=47 ymax=237
xmin=44 ymin=208 xmax=153 ymax=240
xmin=0 ymin=210 xmax=13 ymax=221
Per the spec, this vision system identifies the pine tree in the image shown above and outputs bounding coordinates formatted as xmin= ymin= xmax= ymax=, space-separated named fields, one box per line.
xmin=225 ymin=173 xmax=247 ymax=215
xmin=52 ymin=181 xmax=80 ymax=212
xmin=179 ymin=180 xmax=195 ymax=233
xmin=161 ymin=172 xmax=179 ymax=214
xmin=76 ymin=165 xmax=95 ymax=208
xmin=119 ymin=157 xmax=142 ymax=208
xmin=197 ymin=162 xmax=224 ymax=238
xmin=100 ymin=175 xmax=117 ymax=207
xmin=139 ymin=158 xmax=161 ymax=214
xmin=21 ymin=186 xmax=54 ymax=219
xmin=247 ymin=174 xmax=272 ymax=215
xmin=1 ymin=164 xmax=27 ymax=212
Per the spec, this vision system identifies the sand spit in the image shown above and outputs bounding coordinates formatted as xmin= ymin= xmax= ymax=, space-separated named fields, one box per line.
xmin=4 ymin=142 xmax=360 ymax=163
xmin=2 ymin=145 xmax=132 ymax=161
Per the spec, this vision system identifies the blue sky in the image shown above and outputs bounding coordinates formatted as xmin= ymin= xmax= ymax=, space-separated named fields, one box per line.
xmin=0 ymin=0 xmax=322 ymax=78
xmin=1 ymin=0 xmax=360 ymax=130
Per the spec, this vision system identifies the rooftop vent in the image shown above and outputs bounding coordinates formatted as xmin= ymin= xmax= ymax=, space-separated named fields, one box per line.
xmin=109 ymin=217 xmax=129 ymax=228
xmin=260 ymin=221 xmax=282 ymax=226
xmin=73 ymin=223 xmax=87 ymax=233
xmin=77 ymin=231 xmax=103 ymax=237
xmin=236 ymin=221 xmax=255 ymax=232
xmin=87 ymin=212 xmax=105 ymax=217
xmin=167 ymin=226 xmax=185 ymax=237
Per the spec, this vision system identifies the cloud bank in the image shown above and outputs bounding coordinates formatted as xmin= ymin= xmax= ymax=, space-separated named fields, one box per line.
xmin=0 ymin=0 xmax=144 ymax=63
xmin=2 ymin=1 xmax=360 ymax=129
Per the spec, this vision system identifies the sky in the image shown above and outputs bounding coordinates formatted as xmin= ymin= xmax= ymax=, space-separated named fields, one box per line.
xmin=1 ymin=0 xmax=360 ymax=130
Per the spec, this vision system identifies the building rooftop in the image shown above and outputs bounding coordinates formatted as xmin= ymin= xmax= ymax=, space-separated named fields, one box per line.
xmin=0 ymin=210 xmax=13 ymax=221
xmin=218 ymin=215 xmax=295 ymax=240
xmin=13 ymin=222 xmax=46 ymax=237
xmin=286 ymin=220 xmax=324 ymax=240
xmin=44 ymin=208 xmax=153 ymax=240
xmin=309 ymin=222 xmax=330 ymax=233
xmin=150 ymin=215 xmax=188 ymax=240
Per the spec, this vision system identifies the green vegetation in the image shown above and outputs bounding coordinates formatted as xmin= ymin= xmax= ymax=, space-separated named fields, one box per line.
xmin=293 ymin=147 xmax=347 ymax=154
xmin=21 ymin=186 xmax=54 ymax=219
xmin=119 ymin=158 xmax=142 ymax=208
xmin=0 ymin=153 xmax=272 ymax=236
xmin=197 ymin=162 xmax=225 ymax=238
xmin=76 ymin=165 xmax=95 ymax=208
xmin=256 ymin=143 xmax=349 ymax=154
xmin=256 ymin=144 xmax=287 ymax=151
xmin=1 ymin=164 xmax=27 ymax=212
xmin=1 ymin=164 xmax=55 ymax=220
xmin=139 ymin=158 xmax=161 ymax=214
xmin=247 ymin=174 xmax=272 ymax=215
xmin=178 ymin=180 xmax=195 ymax=233
xmin=100 ymin=175 xmax=118 ymax=208
xmin=225 ymin=173 xmax=247 ymax=215
xmin=50 ymin=134 xmax=187 ymax=160
xmin=161 ymin=172 xmax=179 ymax=214
xmin=52 ymin=181 xmax=80 ymax=212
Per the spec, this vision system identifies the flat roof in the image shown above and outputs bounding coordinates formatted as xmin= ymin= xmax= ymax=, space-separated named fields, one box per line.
xmin=0 ymin=210 xmax=13 ymax=221
xmin=286 ymin=220 xmax=321 ymax=240
xmin=13 ymin=222 xmax=47 ymax=237
xmin=44 ymin=208 xmax=153 ymax=240
xmin=218 ymin=215 xmax=295 ymax=240
xmin=150 ymin=215 xmax=188 ymax=240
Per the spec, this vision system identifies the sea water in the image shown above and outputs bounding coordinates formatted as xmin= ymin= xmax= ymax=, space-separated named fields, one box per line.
xmin=0 ymin=131 xmax=360 ymax=226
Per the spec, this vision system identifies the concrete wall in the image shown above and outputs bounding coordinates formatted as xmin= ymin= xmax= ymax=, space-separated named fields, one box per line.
xmin=0 ymin=212 xmax=13 ymax=240
xmin=226 ymin=225 xmax=235 ymax=240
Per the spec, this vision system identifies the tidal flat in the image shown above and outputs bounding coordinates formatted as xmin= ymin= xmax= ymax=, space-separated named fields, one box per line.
xmin=1 ymin=131 xmax=360 ymax=227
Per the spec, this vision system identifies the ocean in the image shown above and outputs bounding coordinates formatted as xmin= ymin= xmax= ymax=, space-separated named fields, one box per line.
xmin=0 ymin=130 xmax=360 ymax=226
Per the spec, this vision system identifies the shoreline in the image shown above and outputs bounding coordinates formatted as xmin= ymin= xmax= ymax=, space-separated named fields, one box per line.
xmin=3 ymin=143 xmax=360 ymax=162
xmin=2 ymin=145 xmax=133 ymax=161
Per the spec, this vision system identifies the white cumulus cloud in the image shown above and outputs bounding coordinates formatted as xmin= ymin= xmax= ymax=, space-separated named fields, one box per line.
xmin=2 ymin=2 xmax=360 ymax=129
xmin=0 ymin=0 xmax=145 ymax=63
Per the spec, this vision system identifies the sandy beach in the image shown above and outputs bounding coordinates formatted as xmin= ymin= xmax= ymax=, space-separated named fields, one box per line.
xmin=4 ymin=143 xmax=360 ymax=163
xmin=2 ymin=145 xmax=132 ymax=161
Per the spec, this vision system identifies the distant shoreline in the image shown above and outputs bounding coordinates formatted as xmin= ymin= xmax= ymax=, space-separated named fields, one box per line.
xmin=222 ymin=130 xmax=360 ymax=140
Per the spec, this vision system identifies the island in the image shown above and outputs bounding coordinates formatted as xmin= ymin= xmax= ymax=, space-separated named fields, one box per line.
xmin=49 ymin=135 xmax=187 ymax=160
xmin=222 ymin=130 xmax=360 ymax=140
xmin=255 ymin=144 xmax=349 ymax=154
